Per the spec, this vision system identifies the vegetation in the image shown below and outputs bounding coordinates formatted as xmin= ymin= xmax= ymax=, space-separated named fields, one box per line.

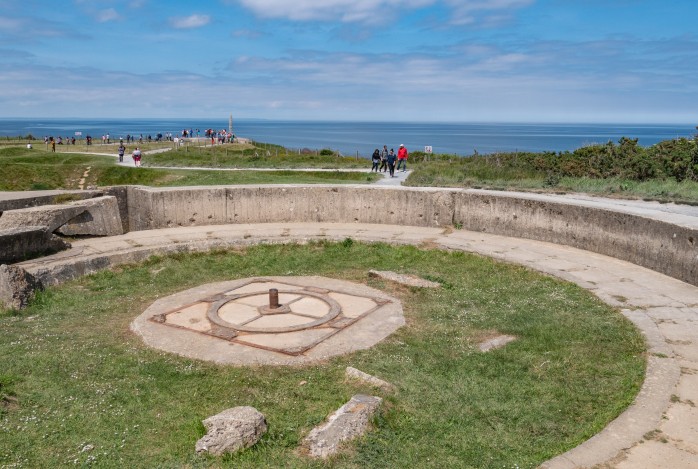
xmin=0 ymin=147 xmax=378 ymax=191
xmin=406 ymin=137 xmax=698 ymax=203
xmin=0 ymin=242 xmax=645 ymax=468
xmin=2 ymin=134 xmax=698 ymax=202
xmin=140 ymin=142 xmax=367 ymax=169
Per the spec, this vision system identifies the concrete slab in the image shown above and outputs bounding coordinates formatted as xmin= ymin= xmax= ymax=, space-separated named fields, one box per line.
xmin=131 ymin=276 xmax=404 ymax=365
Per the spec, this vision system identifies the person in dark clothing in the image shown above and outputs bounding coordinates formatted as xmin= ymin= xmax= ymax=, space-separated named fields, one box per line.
xmin=371 ymin=149 xmax=381 ymax=172
xmin=386 ymin=148 xmax=397 ymax=177
xmin=379 ymin=145 xmax=388 ymax=172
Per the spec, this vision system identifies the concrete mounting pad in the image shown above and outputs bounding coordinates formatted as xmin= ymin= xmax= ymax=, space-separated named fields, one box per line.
xmin=131 ymin=276 xmax=404 ymax=366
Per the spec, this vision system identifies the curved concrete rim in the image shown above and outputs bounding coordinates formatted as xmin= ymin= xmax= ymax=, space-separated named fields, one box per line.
xmin=13 ymin=221 xmax=698 ymax=468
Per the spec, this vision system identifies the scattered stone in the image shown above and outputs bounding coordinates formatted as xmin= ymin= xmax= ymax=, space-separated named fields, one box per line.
xmin=195 ymin=406 xmax=267 ymax=456
xmin=0 ymin=262 xmax=42 ymax=310
xmin=302 ymin=394 xmax=382 ymax=459
xmin=345 ymin=367 xmax=394 ymax=392
xmin=478 ymin=334 xmax=517 ymax=352
xmin=368 ymin=270 xmax=440 ymax=288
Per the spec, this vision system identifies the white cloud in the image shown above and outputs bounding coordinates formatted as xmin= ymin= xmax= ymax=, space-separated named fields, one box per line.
xmin=97 ymin=8 xmax=120 ymax=22
xmin=170 ymin=14 xmax=211 ymax=29
xmin=444 ymin=0 xmax=535 ymax=26
xmin=235 ymin=0 xmax=534 ymax=24
xmin=236 ymin=0 xmax=434 ymax=22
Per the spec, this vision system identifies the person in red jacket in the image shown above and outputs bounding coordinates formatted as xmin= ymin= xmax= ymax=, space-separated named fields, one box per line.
xmin=397 ymin=144 xmax=408 ymax=172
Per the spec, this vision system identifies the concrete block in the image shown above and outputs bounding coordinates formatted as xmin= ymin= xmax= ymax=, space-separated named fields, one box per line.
xmin=0 ymin=204 xmax=86 ymax=232
xmin=302 ymin=394 xmax=382 ymax=458
xmin=0 ymin=226 xmax=70 ymax=264
xmin=57 ymin=196 xmax=124 ymax=236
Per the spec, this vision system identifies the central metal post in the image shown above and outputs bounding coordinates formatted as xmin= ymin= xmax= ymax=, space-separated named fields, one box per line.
xmin=269 ymin=288 xmax=280 ymax=309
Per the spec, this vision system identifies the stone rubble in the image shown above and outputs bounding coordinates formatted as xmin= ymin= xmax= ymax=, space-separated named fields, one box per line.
xmin=195 ymin=406 xmax=267 ymax=456
xmin=345 ymin=367 xmax=395 ymax=392
xmin=368 ymin=270 xmax=441 ymax=288
xmin=302 ymin=394 xmax=382 ymax=459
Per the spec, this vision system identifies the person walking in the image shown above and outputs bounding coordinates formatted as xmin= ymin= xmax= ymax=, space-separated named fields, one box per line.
xmin=397 ymin=144 xmax=408 ymax=172
xmin=387 ymin=148 xmax=397 ymax=177
xmin=371 ymin=149 xmax=381 ymax=172
xmin=132 ymin=147 xmax=142 ymax=167
xmin=118 ymin=144 xmax=126 ymax=163
xmin=380 ymin=145 xmax=389 ymax=172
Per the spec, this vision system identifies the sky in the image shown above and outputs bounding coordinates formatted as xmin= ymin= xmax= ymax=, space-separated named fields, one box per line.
xmin=0 ymin=0 xmax=696 ymax=123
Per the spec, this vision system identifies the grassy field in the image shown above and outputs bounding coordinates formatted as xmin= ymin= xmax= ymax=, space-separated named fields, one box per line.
xmin=0 ymin=147 xmax=378 ymax=190
xmin=140 ymin=142 xmax=368 ymax=169
xmin=405 ymin=158 xmax=698 ymax=204
xmin=3 ymin=138 xmax=698 ymax=204
xmin=0 ymin=242 xmax=645 ymax=468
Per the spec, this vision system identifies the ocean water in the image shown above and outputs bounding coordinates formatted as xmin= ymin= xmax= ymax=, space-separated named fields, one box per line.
xmin=0 ymin=118 xmax=694 ymax=156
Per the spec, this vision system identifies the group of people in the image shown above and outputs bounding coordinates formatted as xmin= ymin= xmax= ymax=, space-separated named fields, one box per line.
xmin=371 ymin=144 xmax=408 ymax=177
xmin=117 ymin=144 xmax=142 ymax=166
xmin=205 ymin=129 xmax=235 ymax=144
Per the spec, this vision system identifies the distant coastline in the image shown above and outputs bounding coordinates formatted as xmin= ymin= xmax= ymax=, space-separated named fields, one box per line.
xmin=0 ymin=118 xmax=694 ymax=156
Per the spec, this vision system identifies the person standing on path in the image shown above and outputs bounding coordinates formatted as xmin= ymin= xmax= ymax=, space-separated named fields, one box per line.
xmin=397 ymin=144 xmax=408 ymax=172
xmin=132 ymin=147 xmax=142 ymax=167
xmin=380 ymin=145 xmax=389 ymax=172
xmin=118 ymin=144 xmax=126 ymax=163
xmin=371 ymin=149 xmax=381 ymax=172
xmin=386 ymin=147 xmax=397 ymax=177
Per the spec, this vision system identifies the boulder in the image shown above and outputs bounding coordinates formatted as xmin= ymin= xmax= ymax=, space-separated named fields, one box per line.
xmin=302 ymin=394 xmax=382 ymax=459
xmin=195 ymin=406 xmax=267 ymax=456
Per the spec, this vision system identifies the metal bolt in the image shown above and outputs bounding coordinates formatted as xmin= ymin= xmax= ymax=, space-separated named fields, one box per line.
xmin=269 ymin=289 xmax=280 ymax=309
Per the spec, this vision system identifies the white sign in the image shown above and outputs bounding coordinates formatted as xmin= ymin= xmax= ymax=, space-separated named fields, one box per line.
xmin=75 ymin=131 xmax=82 ymax=136
xmin=425 ymin=146 xmax=433 ymax=153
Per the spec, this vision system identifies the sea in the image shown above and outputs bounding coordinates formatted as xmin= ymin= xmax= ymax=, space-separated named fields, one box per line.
xmin=0 ymin=118 xmax=695 ymax=157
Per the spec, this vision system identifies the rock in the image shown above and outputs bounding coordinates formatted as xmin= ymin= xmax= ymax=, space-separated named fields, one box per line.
xmin=368 ymin=270 xmax=441 ymax=288
xmin=0 ymin=264 xmax=42 ymax=310
xmin=302 ymin=394 xmax=382 ymax=459
xmin=478 ymin=334 xmax=517 ymax=352
xmin=345 ymin=367 xmax=394 ymax=392
xmin=195 ymin=406 xmax=267 ymax=456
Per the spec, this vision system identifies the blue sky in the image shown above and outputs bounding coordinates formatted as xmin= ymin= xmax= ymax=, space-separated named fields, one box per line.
xmin=0 ymin=0 xmax=696 ymax=123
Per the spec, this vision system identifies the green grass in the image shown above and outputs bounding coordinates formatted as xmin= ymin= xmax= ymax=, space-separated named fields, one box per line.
xmin=405 ymin=159 xmax=698 ymax=203
xmin=0 ymin=147 xmax=377 ymax=190
xmin=141 ymin=144 xmax=368 ymax=169
xmin=0 ymin=242 xmax=645 ymax=468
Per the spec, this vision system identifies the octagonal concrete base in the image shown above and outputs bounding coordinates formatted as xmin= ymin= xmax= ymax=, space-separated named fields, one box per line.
xmin=131 ymin=276 xmax=404 ymax=366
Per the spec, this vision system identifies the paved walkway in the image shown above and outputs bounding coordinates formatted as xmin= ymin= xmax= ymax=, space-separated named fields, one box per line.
xmin=63 ymin=148 xmax=412 ymax=185
xmin=17 ymin=221 xmax=698 ymax=468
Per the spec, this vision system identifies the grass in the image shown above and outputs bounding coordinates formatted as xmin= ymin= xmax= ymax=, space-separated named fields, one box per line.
xmin=405 ymin=159 xmax=698 ymax=204
xmin=0 ymin=242 xmax=645 ymax=468
xmin=0 ymin=147 xmax=378 ymax=190
xmin=140 ymin=143 xmax=368 ymax=169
